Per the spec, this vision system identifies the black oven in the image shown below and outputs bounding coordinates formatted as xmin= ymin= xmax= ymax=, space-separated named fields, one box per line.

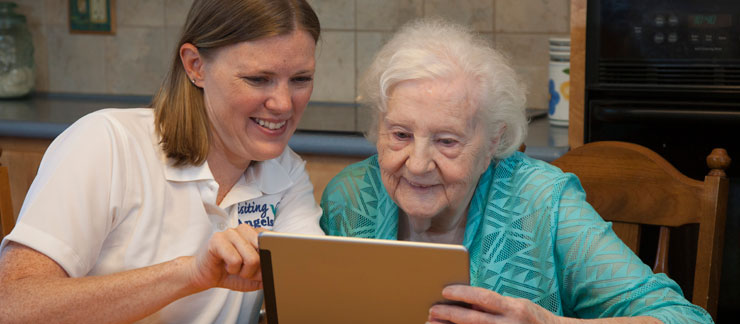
xmin=585 ymin=0 xmax=740 ymax=321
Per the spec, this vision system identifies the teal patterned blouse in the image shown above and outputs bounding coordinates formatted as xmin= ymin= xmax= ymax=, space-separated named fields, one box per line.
xmin=320 ymin=152 xmax=712 ymax=324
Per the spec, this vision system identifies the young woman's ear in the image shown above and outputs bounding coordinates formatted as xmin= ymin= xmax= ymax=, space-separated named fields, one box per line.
xmin=180 ymin=43 xmax=204 ymax=87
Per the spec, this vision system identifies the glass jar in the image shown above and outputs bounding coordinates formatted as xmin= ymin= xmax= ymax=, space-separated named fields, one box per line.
xmin=0 ymin=1 xmax=34 ymax=98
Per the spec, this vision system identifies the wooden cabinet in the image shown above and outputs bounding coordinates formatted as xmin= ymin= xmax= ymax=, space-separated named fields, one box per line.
xmin=0 ymin=137 xmax=360 ymax=223
xmin=302 ymin=154 xmax=365 ymax=203
xmin=0 ymin=137 xmax=51 ymax=221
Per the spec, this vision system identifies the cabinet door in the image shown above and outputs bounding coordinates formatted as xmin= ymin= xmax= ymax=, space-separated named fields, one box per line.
xmin=0 ymin=137 xmax=50 ymax=220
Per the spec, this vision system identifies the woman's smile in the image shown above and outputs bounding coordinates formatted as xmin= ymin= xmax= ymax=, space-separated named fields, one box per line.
xmin=402 ymin=178 xmax=440 ymax=192
xmin=250 ymin=117 xmax=288 ymax=132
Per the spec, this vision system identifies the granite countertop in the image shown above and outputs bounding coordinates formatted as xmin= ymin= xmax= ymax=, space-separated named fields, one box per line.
xmin=0 ymin=93 xmax=569 ymax=161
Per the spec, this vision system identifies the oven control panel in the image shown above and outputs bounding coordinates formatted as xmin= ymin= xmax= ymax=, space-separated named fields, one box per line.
xmin=595 ymin=0 xmax=740 ymax=61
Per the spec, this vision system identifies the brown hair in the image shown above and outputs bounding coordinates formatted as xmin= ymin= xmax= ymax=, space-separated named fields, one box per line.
xmin=151 ymin=0 xmax=320 ymax=166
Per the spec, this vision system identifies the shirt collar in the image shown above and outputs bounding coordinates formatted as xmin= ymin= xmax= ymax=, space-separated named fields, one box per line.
xmin=163 ymin=155 xmax=294 ymax=205
xmin=220 ymin=159 xmax=294 ymax=207
xmin=163 ymin=158 xmax=214 ymax=182
xmin=244 ymin=158 xmax=294 ymax=194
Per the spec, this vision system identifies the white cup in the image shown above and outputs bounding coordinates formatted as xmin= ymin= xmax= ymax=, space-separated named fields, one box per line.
xmin=548 ymin=37 xmax=571 ymax=47
xmin=548 ymin=54 xmax=570 ymax=127
xmin=549 ymin=45 xmax=570 ymax=53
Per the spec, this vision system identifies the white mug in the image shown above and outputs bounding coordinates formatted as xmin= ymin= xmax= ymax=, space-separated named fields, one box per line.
xmin=548 ymin=55 xmax=570 ymax=127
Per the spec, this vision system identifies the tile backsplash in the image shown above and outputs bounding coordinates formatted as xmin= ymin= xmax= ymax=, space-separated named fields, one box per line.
xmin=15 ymin=0 xmax=568 ymax=130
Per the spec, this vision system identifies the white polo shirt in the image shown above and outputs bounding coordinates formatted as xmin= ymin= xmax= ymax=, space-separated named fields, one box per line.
xmin=1 ymin=108 xmax=324 ymax=323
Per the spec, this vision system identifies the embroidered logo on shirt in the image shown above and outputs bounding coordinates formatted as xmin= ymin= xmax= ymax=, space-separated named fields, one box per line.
xmin=237 ymin=198 xmax=279 ymax=229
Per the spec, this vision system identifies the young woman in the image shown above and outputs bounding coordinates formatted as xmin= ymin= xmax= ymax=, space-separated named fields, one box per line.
xmin=0 ymin=1 xmax=323 ymax=323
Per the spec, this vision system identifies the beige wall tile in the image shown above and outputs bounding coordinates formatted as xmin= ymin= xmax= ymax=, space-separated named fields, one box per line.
xmin=308 ymin=0 xmax=355 ymax=30
xmin=117 ymin=0 xmax=165 ymax=27
xmin=356 ymin=103 xmax=374 ymax=134
xmin=515 ymin=66 xmax=549 ymax=109
xmin=105 ymin=27 xmax=168 ymax=95
xmin=29 ymin=24 xmax=48 ymax=92
xmin=355 ymin=31 xmax=392 ymax=86
xmin=162 ymin=8 xmax=188 ymax=78
xmin=354 ymin=31 xmax=390 ymax=133
xmin=46 ymin=27 xmax=107 ymax=94
xmin=312 ymin=31 xmax=355 ymax=102
xmin=24 ymin=0 xmax=570 ymax=126
xmin=496 ymin=33 xmax=569 ymax=110
xmin=495 ymin=33 xmax=550 ymax=67
xmin=299 ymin=103 xmax=356 ymax=132
xmin=43 ymin=0 xmax=67 ymax=25
xmin=424 ymin=0 xmax=494 ymax=32
xmin=486 ymin=32 xmax=497 ymax=47
xmin=164 ymin=0 xmax=194 ymax=27
xmin=164 ymin=26 xmax=183 ymax=62
xmin=495 ymin=0 xmax=569 ymax=33
xmin=357 ymin=0 xmax=423 ymax=31
xmin=474 ymin=31 xmax=496 ymax=48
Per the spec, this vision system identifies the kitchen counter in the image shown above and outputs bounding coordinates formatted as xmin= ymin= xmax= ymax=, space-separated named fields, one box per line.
xmin=0 ymin=93 xmax=569 ymax=161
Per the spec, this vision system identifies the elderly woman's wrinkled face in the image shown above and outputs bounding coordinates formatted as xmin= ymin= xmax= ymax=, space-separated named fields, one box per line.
xmin=377 ymin=77 xmax=498 ymax=222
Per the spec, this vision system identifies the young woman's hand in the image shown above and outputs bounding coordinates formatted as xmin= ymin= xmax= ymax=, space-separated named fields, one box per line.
xmin=189 ymin=224 xmax=268 ymax=292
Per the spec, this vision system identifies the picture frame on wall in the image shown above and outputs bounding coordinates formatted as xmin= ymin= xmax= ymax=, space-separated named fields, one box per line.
xmin=69 ymin=0 xmax=116 ymax=35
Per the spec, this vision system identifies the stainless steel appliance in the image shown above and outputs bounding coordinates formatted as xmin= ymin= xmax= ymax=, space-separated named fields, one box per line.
xmin=585 ymin=0 xmax=740 ymax=321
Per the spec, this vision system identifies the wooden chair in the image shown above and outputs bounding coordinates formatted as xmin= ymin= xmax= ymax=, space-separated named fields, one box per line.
xmin=551 ymin=141 xmax=730 ymax=319
xmin=1 ymin=148 xmax=15 ymax=240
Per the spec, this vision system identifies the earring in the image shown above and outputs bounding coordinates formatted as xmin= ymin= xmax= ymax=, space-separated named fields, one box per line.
xmin=190 ymin=78 xmax=196 ymax=84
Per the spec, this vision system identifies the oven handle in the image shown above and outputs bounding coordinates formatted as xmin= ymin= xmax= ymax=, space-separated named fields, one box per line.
xmin=593 ymin=106 xmax=740 ymax=123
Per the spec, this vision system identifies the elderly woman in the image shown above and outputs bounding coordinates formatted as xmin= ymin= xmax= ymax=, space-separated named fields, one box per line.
xmin=320 ymin=19 xmax=712 ymax=324
xmin=0 ymin=0 xmax=322 ymax=323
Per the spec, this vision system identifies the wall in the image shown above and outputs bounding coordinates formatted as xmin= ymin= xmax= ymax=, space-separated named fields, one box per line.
xmin=14 ymin=0 xmax=569 ymax=131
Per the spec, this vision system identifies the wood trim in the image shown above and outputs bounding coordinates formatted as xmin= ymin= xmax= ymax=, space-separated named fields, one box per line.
xmin=569 ymin=0 xmax=586 ymax=148
xmin=0 ymin=137 xmax=363 ymax=214
xmin=0 ymin=137 xmax=52 ymax=219
xmin=298 ymin=154 xmax=366 ymax=203
xmin=0 ymin=166 xmax=14 ymax=239
xmin=692 ymin=175 xmax=728 ymax=317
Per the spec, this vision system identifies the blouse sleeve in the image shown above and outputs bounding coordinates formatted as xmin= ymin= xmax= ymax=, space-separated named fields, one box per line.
xmin=319 ymin=158 xmax=380 ymax=238
xmin=319 ymin=164 xmax=349 ymax=237
xmin=554 ymin=176 xmax=713 ymax=324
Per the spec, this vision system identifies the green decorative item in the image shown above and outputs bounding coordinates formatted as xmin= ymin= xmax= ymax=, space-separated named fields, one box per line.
xmin=69 ymin=0 xmax=115 ymax=34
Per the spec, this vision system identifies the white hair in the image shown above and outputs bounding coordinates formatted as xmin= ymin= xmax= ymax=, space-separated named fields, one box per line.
xmin=359 ymin=18 xmax=528 ymax=159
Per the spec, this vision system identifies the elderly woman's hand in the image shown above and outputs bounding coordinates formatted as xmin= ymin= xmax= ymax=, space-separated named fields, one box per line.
xmin=188 ymin=224 xmax=268 ymax=292
xmin=428 ymin=285 xmax=558 ymax=324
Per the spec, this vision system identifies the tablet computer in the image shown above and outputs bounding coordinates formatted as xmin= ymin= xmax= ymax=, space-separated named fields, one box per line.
xmin=258 ymin=232 xmax=469 ymax=324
